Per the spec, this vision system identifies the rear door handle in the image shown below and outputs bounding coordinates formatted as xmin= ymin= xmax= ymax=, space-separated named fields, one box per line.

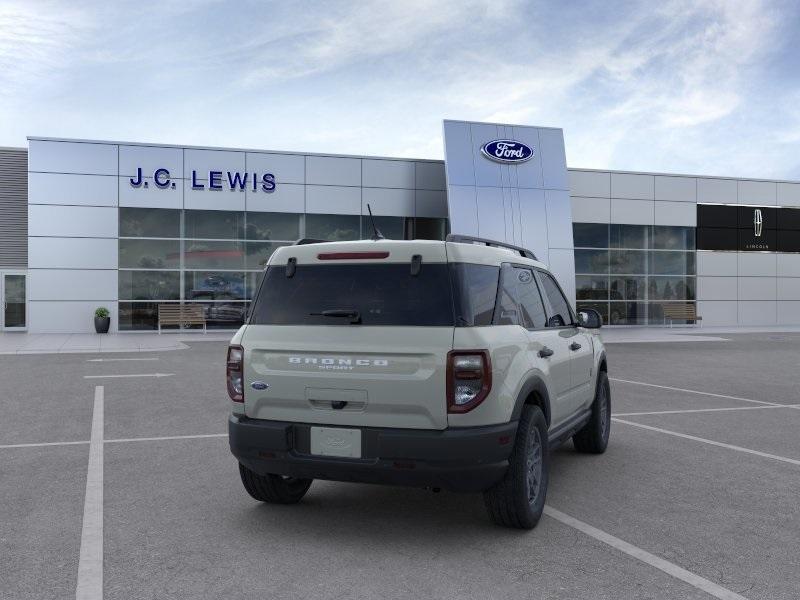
xmin=538 ymin=347 xmax=554 ymax=358
xmin=569 ymin=342 xmax=582 ymax=351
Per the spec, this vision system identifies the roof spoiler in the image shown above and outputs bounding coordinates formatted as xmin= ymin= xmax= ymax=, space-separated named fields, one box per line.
xmin=446 ymin=234 xmax=537 ymax=261
xmin=294 ymin=238 xmax=329 ymax=245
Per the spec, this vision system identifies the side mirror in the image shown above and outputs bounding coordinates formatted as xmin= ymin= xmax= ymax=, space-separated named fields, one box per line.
xmin=578 ymin=309 xmax=602 ymax=329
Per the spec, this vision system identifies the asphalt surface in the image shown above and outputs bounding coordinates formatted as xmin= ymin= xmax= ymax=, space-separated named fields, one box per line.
xmin=2 ymin=333 xmax=800 ymax=599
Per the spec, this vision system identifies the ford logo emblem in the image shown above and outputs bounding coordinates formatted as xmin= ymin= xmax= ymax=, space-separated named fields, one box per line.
xmin=480 ymin=140 xmax=534 ymax=164
xmin=251 ymin=381 xmax=269 ymax=390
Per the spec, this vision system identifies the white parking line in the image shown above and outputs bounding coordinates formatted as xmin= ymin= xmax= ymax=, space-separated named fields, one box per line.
xmin=544 ymin=506 xmax=749 ymax=600
xmin=86 ymin=357 xmax=160 ymax=362
xmin=613 ymin=418 xmax=800 ymax=467
xmin=105 ymin=433 xmax=226 ymax=444
xmin=76 ymin=386 xmax=104 ymax=600
xmin=83 ymin=373 xmax=174 ymax=379
xmin=0 ymin=440 xmax=90 ymax=449
xmin=614 ymin=403 xmax=800 ymax=417
xmin=610 ymin=378 xmax=780 ymax=407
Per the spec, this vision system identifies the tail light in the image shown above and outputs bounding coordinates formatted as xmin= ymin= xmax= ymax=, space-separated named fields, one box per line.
xmin=227 ymin=345 xmax=244 ymax=402
xmin=447 ymin=350 xmax=492 ymax=413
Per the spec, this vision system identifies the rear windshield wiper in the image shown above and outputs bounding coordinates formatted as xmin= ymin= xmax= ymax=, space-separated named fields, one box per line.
xmin=310 ymin=309 xmax=362 ymax=324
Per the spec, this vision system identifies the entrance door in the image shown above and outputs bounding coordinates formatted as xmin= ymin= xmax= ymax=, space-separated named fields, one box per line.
xmin=2 ymin=273 xmax=27 ymax=330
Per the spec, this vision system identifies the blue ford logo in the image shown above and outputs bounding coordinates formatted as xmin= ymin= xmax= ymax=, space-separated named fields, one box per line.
xmin=251 ymin=381 xmax=269 ymax=390
xmin=481 ymin=140 xmax=534 ymax=163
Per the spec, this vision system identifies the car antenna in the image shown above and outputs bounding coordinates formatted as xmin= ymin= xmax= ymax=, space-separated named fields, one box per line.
xmin=366 ymin=203 xmax=385 ymax=241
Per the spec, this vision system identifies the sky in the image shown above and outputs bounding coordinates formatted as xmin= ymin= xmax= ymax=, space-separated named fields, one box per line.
xmin=1 ymin=0 xmax=799 ymax=179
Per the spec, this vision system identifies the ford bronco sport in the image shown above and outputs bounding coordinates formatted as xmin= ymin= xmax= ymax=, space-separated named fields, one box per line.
xmin=228 ymin=234 xmax=610 ymax=529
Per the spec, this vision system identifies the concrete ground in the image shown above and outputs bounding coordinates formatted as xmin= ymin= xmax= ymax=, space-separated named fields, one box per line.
xmin=2 ymin=333 xmax=800 ymax=599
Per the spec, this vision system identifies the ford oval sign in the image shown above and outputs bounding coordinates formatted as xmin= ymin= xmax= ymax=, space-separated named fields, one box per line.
xmin=481 ymin=140 xmax=534 ymax=164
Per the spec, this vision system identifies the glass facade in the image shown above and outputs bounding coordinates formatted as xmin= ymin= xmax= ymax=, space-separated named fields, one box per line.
xmin=118 ymin=208 xmax=448 ymax=330
xmin=573 ymin=223 xmax=696 ymax=325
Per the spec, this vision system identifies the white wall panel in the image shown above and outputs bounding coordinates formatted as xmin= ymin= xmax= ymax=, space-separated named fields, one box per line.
xmin=447 ymin=185 xmax=478 ymax=236
xmin=184 ymin=149 xmax=245 ymax=177
xmin=29 ymin=238 xmax=118 ymax=269
xmin=305 ymin=156 xmax=360 ymax=186
xmin=697 ymin=277 xmax=737 ymax=301
xmin=470 ymin=122 xmax=504 ymax=188
xmin=362 ymin=160 xmax=415 ymax=189
xmin=777 ymin=301 xmax=800 ymax=324
xmin=362 ymin=188 xmax=415 ymax=217
xmin=518 ymin=188 xmax=549 ymax=265
xmin=777 ymin=183 xmax=800 ymax=207
xmin=777 ymin=253 xmax=800 ymax=277
xmin=28 ymin=140 xmax=117 ymax=175
xmin=738 ymin=180 xmax=776 ymax=205
xmin=538 ymin=128 xmax=568 ymax=190
xmin=738 ymin=277 xmax=776 ymax=300
xmin=415 ymin=190 xmax=448 ymax=218
xmin=442 ymin=121 xmax=475 ymax=187
xmin=28 ymin=301 xmax=117 ymax=334
xmin=570 ymin=197 xmax=610 ymax=223
xmin=183 ymin=180 xmax=245 ymax=211
xmin=29 ymin=173 xmax=117 ymax=207
xmin=610 ymin=173 xmax=654 ymax=200
xmin=246 ymin=152 xmax=305 ymax=184
xmin=246 ymin=183 xmax=304 ymax=213
xmin=654 ymin=201 xmax=696 ymax=226
xmin=28 ymin=205 xmax=117 ymax=238
xmin=119 ymin=145 xmax=183 ymax=179
xmin=738 ymin=252 xmax=776 ymax=277
xmin=610 ymin=198 xmax=654 ymax=225
xmin=697 ymin=178 xmax=736 ymax=203
xmin=509 ymin=126 xmax=544 ymax=190
xmin=415 ymin=162 xmax=446 ymax=190
xmin=738 ymin=301 xmax=776 ymax=325
xmin=568 ymin=170 xmax=610 ymax=198
xmin=120 ymin=176 xmax=182 ymax=209
xmin=654 ymin=176 xmax=696 ymax=202
xmin=777 ymin=278 xmax=800 ymax=300
xmin=476 ymin=187 xmax=506 ymax=241
xmin=545 ymin=190 xmax=573 ymax=249
xmin=696 ymin=301 xmax=737 ymax=326
xmin=28 ymin=269 xmax=117 ymax=301
xmin=305 ymin=185 xmax=360 ymax=214
xmin=697 ymin=251 xmax=737 ymax=276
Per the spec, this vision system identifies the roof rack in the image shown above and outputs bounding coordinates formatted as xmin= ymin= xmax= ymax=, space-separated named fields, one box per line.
xmin=294 ymin=238 xmax=330 ymax=245
xmin=446 ymin=234 xmax=537 ymax=260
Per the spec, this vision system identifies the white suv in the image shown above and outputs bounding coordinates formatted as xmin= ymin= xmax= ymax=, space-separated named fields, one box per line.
xmin=227 ymin=235 xmax=610 ymax=529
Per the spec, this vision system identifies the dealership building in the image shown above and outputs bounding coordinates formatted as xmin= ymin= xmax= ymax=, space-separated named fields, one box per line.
xmin=0 ymin=119 xmax=799 ymax=333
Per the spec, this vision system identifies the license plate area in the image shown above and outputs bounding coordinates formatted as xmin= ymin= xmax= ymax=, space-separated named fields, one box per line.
xmin=310 ymin=426 xmax=362 ymax=458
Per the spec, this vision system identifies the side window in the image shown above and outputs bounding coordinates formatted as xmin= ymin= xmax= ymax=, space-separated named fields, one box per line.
xmin=493 ymin=265 xmax=547 ymax=329
xmin=539 ymin=271 xmax=573 ymax=327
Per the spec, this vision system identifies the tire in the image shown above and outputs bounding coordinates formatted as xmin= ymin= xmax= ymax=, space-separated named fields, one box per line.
xmin=238 ymin=463 xmax=312 ymax=504
xmin=483 ymin=405 xmax=549 ymax=529
xmin=573 ymin=371 xmax=611 ymax=454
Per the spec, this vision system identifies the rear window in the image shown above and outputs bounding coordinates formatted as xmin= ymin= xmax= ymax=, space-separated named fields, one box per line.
xmin=250 ymin=263 xmax=455 ymax=326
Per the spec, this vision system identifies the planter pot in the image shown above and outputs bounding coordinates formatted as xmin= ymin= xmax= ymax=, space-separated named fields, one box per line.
xmin=94 ymin=316 xmax=110 ymax=334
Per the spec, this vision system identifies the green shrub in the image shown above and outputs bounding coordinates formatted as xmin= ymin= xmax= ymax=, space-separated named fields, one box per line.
xmin=95 ymin=307 xmax=109 ymax=319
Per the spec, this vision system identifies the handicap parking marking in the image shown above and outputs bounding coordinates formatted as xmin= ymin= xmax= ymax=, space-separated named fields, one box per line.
xmin=612 ymin=418 xmax=800 ymax=467
xmin=544 ymin=506 xmax=750 ymax=600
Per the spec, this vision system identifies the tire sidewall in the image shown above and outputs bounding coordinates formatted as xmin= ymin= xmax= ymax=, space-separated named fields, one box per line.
xmin=595 ymin=371 xmax=611 ymax=447
xmin=515 ymin=406 xmax=549 ymax=527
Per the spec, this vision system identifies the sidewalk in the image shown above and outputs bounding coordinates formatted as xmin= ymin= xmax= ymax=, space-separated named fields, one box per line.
xmin=599 ymin=324 xmax=800 ymax=344
xmin=0 ymin=332 xmax=234 ymax=355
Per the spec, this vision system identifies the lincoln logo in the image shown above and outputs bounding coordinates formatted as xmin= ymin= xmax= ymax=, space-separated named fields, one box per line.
xmin=753 ymin=209 xmax=763 ymax=237
xmin=480 ymin=140 xmax=534 ymax=164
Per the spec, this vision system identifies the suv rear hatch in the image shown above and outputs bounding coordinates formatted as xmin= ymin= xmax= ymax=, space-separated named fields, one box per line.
xmin=241 ymin=241 xmax=454 ymax=430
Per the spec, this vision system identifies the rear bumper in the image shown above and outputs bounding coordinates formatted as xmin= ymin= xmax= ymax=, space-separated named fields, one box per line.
xmin=228 ymin=415 xmax=517 ymax=493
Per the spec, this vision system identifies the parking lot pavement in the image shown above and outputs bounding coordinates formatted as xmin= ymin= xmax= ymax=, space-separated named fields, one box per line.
xmin=3 ymin=333 xmax=800 ymax=599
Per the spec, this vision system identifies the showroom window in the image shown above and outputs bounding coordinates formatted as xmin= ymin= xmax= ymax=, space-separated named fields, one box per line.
xmin=118 ymin=209 xmax=449 ymax=330
xmin=573 ymin=223 xmax=696 ymax=325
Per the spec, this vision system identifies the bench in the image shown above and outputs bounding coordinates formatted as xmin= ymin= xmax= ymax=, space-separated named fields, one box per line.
xmin=662 ymin=303 xmax=702 ymax=327
xmin=158 ymin=304 xmax=206 ymax=333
